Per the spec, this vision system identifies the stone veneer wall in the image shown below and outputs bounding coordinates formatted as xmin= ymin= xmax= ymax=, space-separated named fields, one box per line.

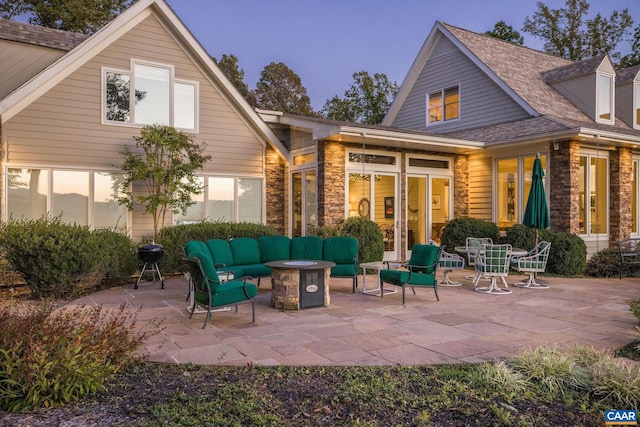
xmin=548 ymin=140 xmax=581 ymax=234
xmin=265 ymin=145 xmax=286 ymax=235
xmin=609 ymin=147 xmax=632 ymax=246
xmin=318 ymin=141 xmax=346 ymax=227
xmin=453 ymin=154 xmax=469 ymax=218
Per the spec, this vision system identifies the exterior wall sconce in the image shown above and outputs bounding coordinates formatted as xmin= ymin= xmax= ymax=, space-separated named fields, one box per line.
xmin=553 ymin=142 xmax=560 ymax=150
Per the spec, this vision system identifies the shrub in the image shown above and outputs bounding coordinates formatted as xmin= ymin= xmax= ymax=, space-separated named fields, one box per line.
xmin=337 ymin=217 xmax=384 ymax=263
xmin=538 ymin=229 xmax=586 ymax=276
xmin=0 ymin=303 xmax=147 ymax=411
xmin=585 ymin=247 xmax=621 ymax=278
xmin=504 ymin=224 xmax=536 ymax=251
xmin=0 ymin=217 xmax=137 ymax=298
xmin=157 ymin=221 xmax=277 ymax=273
xmin=307 ymin=224 xmax=339 ymax=238
xmin=441 ymin=218 xmax=500 ymax=252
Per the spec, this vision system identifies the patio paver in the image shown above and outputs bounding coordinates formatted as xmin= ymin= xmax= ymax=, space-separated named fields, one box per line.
xmin=69 ymin=270 xmax=640 ymax=366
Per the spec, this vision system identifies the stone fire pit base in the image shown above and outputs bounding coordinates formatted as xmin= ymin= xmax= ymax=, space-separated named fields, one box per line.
xmin=269 ymin=265 xmax=331 ymax=310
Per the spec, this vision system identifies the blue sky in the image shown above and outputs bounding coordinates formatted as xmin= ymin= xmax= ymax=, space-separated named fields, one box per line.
xmin=166 ymin=0 xmax=640 ymax=110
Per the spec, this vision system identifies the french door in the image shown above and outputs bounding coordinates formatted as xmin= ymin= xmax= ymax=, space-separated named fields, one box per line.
xmin=407 ymin=175 xmax=451 ymax=253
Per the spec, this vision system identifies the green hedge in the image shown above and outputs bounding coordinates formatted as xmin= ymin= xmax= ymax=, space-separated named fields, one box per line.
xmin=505 ymin=224 xmax=587 ymax=276
xmin=157 ymin=221 xmax=277 ymax=273
xmin=336 ymin=217 xmax=384 ymax=263
xmin=441 ymin=218 xmax=500 ymax=252
xmin=0 ymin=217 xmax=137 ymax=298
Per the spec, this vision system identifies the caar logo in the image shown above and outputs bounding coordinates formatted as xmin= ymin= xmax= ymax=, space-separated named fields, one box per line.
xmin=605 ymin=410 xmax=637 ymax=425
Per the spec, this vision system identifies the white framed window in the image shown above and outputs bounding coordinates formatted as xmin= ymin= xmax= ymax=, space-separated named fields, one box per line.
xmin=5 ymin=167 xmax=128 ymax=232
xmin=102 ymin=60 xmax=198 ymax=131
xmin=174 ymin=176 xmax=264 ymax=224
xmin=596 ymin=72 xmax=614 ymax=124
xmin=426 ymin=85 xmax=460 ymax=126
xmin=634 ymin=81 xmax=640 ymax=129
xmin=579 ymin=151 xmax=608 ymax=236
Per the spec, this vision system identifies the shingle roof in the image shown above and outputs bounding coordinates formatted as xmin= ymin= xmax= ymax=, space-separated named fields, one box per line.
xmin=440 ymin=23 xmax=637 ymax=134
xmin=617 ymin=64 xmax=640 ymax=85
xmin=542 ymin=54 xmax=608 ymax=83
xmin=441 ymin=23 xmax=591 ymax=122
xmin=0 ymin=19 xmax=87 ymax=51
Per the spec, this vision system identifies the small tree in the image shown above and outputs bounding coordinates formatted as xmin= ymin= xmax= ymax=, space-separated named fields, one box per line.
xmin=118 ymin=124 xmax=211 ymax=241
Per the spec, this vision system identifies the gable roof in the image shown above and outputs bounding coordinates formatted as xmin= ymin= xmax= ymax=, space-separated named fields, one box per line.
xmin=617 ymin=64 xmax=640 ymax=85
xmin=385 ymin=22 xmax=605 ymax=125
xmin=0 ymin=18 xmax=87 ymax=50
xmin=542 ymin=53 xmax=608 ymax=83
xmin=0 ymin=0 xmax=288 ymax=159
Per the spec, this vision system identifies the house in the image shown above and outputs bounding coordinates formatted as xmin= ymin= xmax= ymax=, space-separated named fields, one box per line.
xmin=3 ymin=5 xmax=640 ymax=261
xmin=0 ymin=0 xmax=288 ymax=243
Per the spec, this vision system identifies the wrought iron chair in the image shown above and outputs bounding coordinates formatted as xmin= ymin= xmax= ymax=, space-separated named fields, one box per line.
xmin=511 ymin=241 xmax=551 ymax=288
xmin=473 ymin=244 xmax=512 ymax=294
xmin=437 ymin=245 xmax=465 ymax=286
xmin=380 ymin=243 xmax=442 ymax=304
xmin=182 ymin=251 xmax=257 ymax=328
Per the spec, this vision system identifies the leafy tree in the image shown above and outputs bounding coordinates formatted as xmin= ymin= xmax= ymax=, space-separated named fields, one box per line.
xmin=117 ymin=125 xmax=211 ymax=241
xmin=321 ymin=71 xmax=399 ymax=125
xmin=485 ymin=20 xmax=524 ymax=44
xmin=522 ymin=0 xmax=633 ymax=61
xmin=251 ymin=62 xmax=315 ymax=116
xmin=618 ymin=24 xmax=640 ymax=68
xmin=213 ymin=54 xmax=249 ymax=98
xmin=0 ymin=0 xmax=134 ymax=34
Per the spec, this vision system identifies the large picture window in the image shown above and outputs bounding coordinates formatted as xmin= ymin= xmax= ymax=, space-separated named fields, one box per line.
xmin=597 ymin=73 xmax=614 ymax=124
xmin=174 ymin=176 xmax=264 ymax=224
xmin=496 ymin=154 xmax=547 ymax=231
xmin=427 ymin=85 xmax=459 ymax=125
xmin=103 ymin=61 xmax=198 ymax=131
xmin=6 ymin=168 xmax=128 ymax=231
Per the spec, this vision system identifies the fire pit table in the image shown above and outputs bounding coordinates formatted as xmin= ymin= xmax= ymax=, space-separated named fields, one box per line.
xmin=265 ymin=260 xmax=335 ymax=310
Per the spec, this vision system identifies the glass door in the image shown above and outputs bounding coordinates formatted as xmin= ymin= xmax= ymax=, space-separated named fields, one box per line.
xmin=407 ymin=175 xmax=451 ymax=253
xmin=292 ymin=169 xmax=317 ymax=237
xmin=348 ymin=172 xmax=398 ymax=261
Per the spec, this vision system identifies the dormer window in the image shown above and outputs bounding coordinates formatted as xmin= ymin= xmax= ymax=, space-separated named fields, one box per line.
xmin=597 ymin=72 xmax=614 ymax=124
xmin=426 ymin=85 xmax=459 ymax=125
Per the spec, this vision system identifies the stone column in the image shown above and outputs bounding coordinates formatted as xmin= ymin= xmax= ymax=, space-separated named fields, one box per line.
xmin=548 ymin=140 xmax=581 ymax=233
xmin=318 ymin=141 xmax=346 ymax=227
xmin=609 ymin=147 xmax=632 ymax=246
xmin=453 ymin=154 xmax=469 ymax=218
xmin=265 ymin=145 xmax=286 ymax=235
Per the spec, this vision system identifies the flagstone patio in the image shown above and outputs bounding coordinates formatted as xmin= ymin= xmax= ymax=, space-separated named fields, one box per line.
xmin=71 ymin=270 xmax=640 ymax=366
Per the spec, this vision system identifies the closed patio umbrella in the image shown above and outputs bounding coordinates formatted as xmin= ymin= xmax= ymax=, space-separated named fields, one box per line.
xmin=522 ymin=153 xmax=550 ymax=245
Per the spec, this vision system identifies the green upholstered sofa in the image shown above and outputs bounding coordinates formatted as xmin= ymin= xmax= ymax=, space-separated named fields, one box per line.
xmin=183 ymin=235 xmax=359 ymax=292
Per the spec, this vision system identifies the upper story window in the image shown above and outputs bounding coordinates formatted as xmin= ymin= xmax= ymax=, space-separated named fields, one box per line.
xmin=426 ymin=85 xmax=459 ymax=126
xmin=103 ymin=60 xmax=198 ymax=131
xmin=596 ymin=72 xmax=614 ymax=124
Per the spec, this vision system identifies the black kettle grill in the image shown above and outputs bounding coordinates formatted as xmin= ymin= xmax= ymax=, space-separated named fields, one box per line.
xmin=136 ymin=243 xmax=165 ymax=289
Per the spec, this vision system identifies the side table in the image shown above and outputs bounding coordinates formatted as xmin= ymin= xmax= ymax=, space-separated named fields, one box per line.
xmin=360 ymin=261 xmax=400 ymax=296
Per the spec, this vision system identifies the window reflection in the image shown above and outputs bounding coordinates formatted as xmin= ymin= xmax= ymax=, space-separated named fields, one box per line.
xmin=7 ymin=168 xmax=48 ymax=221
xmin=134 ymin=64 xmax=170 ymax=125
xmin=52 ymin=170 xmax=89 ymax=226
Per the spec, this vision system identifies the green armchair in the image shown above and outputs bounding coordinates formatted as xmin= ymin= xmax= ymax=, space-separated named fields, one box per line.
xmin=322 ymin=236 xmax=359 ymax=293
xmin=380 ymin=243 xmax=442 ymax=304
xmin=182 ymin=251 xmax=257 ymax=328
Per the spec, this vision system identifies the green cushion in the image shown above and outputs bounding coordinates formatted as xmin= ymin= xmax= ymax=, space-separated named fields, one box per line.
xmin=230 ymin=238 xmax=261 ymax=265
xmin=195 ymin=280 xmax=257 ymax=307
xmin=380 ymin=269 xmax=436 ymax=286
xmin=323 ymin=236 xmax=358 ymax=264
xmin=291 ymin=236 xmax=323 ymax=260
xmin=185 ymin=240 xmax=211 ymax=262
xmin=258 ymin=235 xmax=291 ymax=262
xmin=407 ymin=244 xmax=440 ymax=274
xmin=331 ymin=264 xmax=357 ymax=277
xmin=189 ymin=251 xmax=221 ymax=293
xmin=240 ymin=263 xmax=272 ymax=278
xmin=206 ymin=239 xmax=234 ymax=267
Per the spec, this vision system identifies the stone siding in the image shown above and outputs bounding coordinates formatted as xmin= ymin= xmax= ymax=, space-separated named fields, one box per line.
xmin=609 ymin=147 xmax=632 ymax=245
xmin=548 ymin=140 xmax=581 ymax=233
xmin=265 ymin=145 xmax=286 ymax=235
xmin=318 ymin=141 xmax=346 ymax=227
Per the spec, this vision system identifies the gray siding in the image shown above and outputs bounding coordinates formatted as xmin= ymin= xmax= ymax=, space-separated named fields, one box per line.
xmin=391 ymin=36 xmax=529 ymax=132
xmin=0 ymin=40 xmax=64 ymax=99
xmin=3 ymin=14 xmax=267 ymax=240
xmin=290 ymin=128 xmax=314 ymax=151
xmin=549 ymin=73 xmax=596 ymax=120
xmin=616 ymin=82 xmax=634 ymax=128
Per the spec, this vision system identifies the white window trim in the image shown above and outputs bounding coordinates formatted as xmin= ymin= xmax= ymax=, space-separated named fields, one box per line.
xmin=634 ymin=80 xmax=640 ymax=130
xmin=579 ymin=149 xmax=609 ymax=238
xmin=596 ymin=71 xmax=615 ymax=125
xmin=425 ymin=84 xmax=460 ymax=127
xmin=345 ymin=149 xmax=400 ymax=174
xmin=290 ymin=147 xmax=318 ymax=171
xmin=406 ymin=153 xmax=453 ymax=174
xmin=3 ymin=164 xmax=131 ymax=234
xmin=101 ymin=60 xmax=199 ymax=132
xmin=173 ymin=174 xmax=265 ymax=225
